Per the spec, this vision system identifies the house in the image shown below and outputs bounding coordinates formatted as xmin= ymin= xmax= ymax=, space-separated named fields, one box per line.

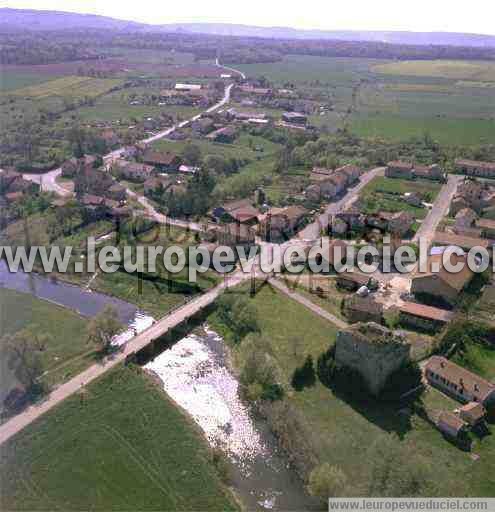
xmin=411 ymin=253 xmax=474 ymax=307
xmin=336 ymin=272 xmax=377 ymax=291
xmin=397 ymin=302 xmax=454 ymax=332
xmin=144 ymin=176 xmax=172 ymax=196
xmin=191 ymin=117 xmax=214 ymax=135
xmin=142 ymin=150 xmax=182 ymax=172
xmin=211 ymin=199 xmax=260 ymax=225
xmin=175 ymin=83 xmax=202 ymax=91
xmin=206 ymin=126 xmax=237 ymax=143
xmin=454 ymin=208 xmax=477 ymax=231
xmin=455 ymin=159 xmax=495 ymax=178
xmin=100 ymin=129 xmax=119 ymax=147
xmin=404 ymin=192 xmax=422 ymax=207
xmin=107 ymin=183 xmax=127 ymax=202
xmin=459 ymin=402 xmax=487 ymax=426
xmin=320 ymin=238 xmax=349 ymax=267
xmin=215 ymin=223 xmax=256 ymax=247
xmin=258 ymin=205 xmax=308 ymax=240
xmin=336 ymin=164 xmax=361 ymax=185
xmin=343 ymin=296 xmax=383 ymax=324
xmin=477 ymin=218 xmax=495 ymax=239
xmin=413 ymin=164 xmax=443 ymax=181
xmin=61 ymin=155 xmax=96 ymax=178
xmin=388 ymin=211 xmax=414 ymax=236
xmin=238 ymin=85 xmax=272 ymax=96
xmin=282 ymin=112 xmax=307 ymax=125
xmin=386 ymin=161 xmax=414 ymax=179
xmin=425 ymin=356 xmax=495 ymax=406
xmin=328 ymin=173 xmax=347 ymax=195
xmin=437 ymin=412 xmax=468 ymax=439
xmin=432 ymin=231 xmax=490 ymax=252
xmin=117 ymin=161 xmax=155 ymax=182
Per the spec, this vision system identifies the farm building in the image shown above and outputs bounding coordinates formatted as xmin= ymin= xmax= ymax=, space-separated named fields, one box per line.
xmin=142 ymin=150 xmax=182 ymax=172
xmin=455 ymin=159 xmax=495 ymax=179
xmin=397 ymin=302 xmax=454 ymax=332
xmin=211 ymin=199 xmax=260 ymax=225
xmin=425 ymin=356 xmax=495 ymax=406
xmin=385 ymin=161 xmax=414 ymax=179
xmin=116 ymin=161 xmax=155 ymax=182
xmin=411 ymin=253 xmax=474 ymax=307
xmin=175 ymin=83 xmax=202 ymax=91
xmin=206 ymin=126 xmax=237 ymax=143
xmin=343 ymin=296 xmax=383 ymax=324
xmin=282 ymin=112 xmax=307 ymax=125
xmin=437 ymin=412 xmax=468 ymax=439
xmin=336 ymin=272 xmax=378 ymax=292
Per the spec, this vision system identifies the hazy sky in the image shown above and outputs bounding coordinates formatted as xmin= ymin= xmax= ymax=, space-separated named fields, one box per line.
xmin=2 ymin=0 xmax=495 ymax=35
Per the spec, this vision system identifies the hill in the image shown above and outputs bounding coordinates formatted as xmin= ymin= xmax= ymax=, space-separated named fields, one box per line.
xmin=1 ymin=8 xmax=495 ymax=48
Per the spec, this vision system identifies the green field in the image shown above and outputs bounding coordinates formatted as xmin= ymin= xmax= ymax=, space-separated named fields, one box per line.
xmin=373 ymin=60 xmax=495 ymax=82
xmin=0 ymin=365 xmax=237 ymax=511
xmin=236 ymin=55 xmax=495 ymax=146
xmin=0 ymin=71 xmax=57 ymax=92
xmin=12 ymin=75 xmax=124 ymax=99
xmin=360 ymin=176 xmax=442 ymax=218
xmin=0 ymin=288 xmax=89 ymax=399
xmin=209 ymin=284 xmax=495 ymax=496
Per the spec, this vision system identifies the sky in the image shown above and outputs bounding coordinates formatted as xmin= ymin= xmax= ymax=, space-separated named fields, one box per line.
xmin=2 ymin=0 xmax=495 ymax=35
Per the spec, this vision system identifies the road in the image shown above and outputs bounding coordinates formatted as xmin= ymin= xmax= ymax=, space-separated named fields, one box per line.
xmin=23 ymin=168 xmax=70 ymax=197
xmin=215 ymin=57 xmax=246 ymax=80
xmin=23 ymin=80 xmax=236 ymax=195
xmin=268 ymin=278 xmax=348 ymax=329
xmin=297 ymin=166 xmax=385 ymax=240
xmin=412 ymin=174 xmax=463 ymax=247
xmin=0 ymin=271 xmax=247 ymax=446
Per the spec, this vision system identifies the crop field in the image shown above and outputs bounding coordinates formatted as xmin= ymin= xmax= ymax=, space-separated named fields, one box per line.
xmin=236 ymin=55 xmax=495 ymax=146
xmin=12 ymin=75 xmax=124 ymax=99
xmin=0 ymin=70 xmax=58 ymax=92
xmin=0 ymin=365 xmax=237 ymax=511
xmin=373 ymin=60 xmax=495 ymax=82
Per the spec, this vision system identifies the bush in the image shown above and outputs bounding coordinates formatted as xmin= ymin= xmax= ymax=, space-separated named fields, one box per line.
xmin=216 ymin=294 xmax=259 ymax=343
xmin=307 ymin=463 xmax=348 ymax=500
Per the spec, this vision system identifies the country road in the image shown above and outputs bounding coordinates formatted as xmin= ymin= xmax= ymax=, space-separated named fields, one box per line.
xmin=0 ymin=271 xmax=247 ymax=446
xmin=297 ymin=166 xmax=385 ymax=240
xmin=23 ymin=77 xmax=237 ymax=196
xmin=413 ymin=174 xmax=463 ymax=247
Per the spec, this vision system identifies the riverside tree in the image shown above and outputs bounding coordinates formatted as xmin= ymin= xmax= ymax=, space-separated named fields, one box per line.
xmin=86 ymin=305 xmax=123 ymax=353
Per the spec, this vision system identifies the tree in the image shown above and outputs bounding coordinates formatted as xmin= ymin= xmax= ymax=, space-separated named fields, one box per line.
xmin=307 ymin=463 xmax=348 ymax=500
xmin=216 ymin=294 xmax=259 ymax=342
xmin=86 ymin=306 xmax=123 ymax=353
xmin=291 ymin=354 xmax=316 ymax=391
xmin=182 ymin=143 xmax=202 ymax=166
xmin=1 ymin=327 xmax=47 ymax=392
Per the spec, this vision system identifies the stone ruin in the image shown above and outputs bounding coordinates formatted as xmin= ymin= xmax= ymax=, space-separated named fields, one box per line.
xmin=335 ymin=322 xmax=411 ymax=396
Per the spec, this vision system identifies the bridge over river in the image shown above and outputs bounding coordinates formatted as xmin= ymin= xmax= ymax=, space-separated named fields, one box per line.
xmin=0 ymin=272 xmax=247 ymax=446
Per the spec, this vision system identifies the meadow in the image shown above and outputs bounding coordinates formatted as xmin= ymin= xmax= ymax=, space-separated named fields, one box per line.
xmin=209 ymin=283 xmax=495 ymax=496
xmin=359 ymin=176 xmax=442 ymax=218
xmin=0 ymin=288 xmax=89 ymax=399
xmin=237 ymin=55 xmax=495 ymax=147
xmin=11 ymin=75 xmax=123 ymax=99
xmin=0 ymin=365 xmax=237 ymax=511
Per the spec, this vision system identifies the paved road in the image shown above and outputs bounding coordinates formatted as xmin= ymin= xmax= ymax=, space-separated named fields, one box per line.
xmin=215 ymin=58 xmax=246 ymax=80
xmin=298 ymin=167 xmax=385 ymax=240
xmin=23 ymin=81 xmax=236 ymax=196
xmin=23 ymin=168 xmax=70 ymax=197
xmin=268 ymin=278 xmax=348 ymax=329
xmin=413 ymin=174 xmax=463 ymax=247
xmin=0 ymin=271 xmax=247 ymax=446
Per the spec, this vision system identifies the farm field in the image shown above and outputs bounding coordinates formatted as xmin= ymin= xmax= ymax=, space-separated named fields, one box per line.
xmin=0 ymin=70 xmax=58 ymax=92
xmin=236 ymin=55 xmax=495 ymax=146
xmin=0 ymin=365 xmax=237 ymax=511
xmin=373 ymin=60 xmax=495 ymax=82
xmin=0 ymin=288 xmax=89 ymax=399
xmin=208 ymin=284 xmax=495 ymax=496
xmin=11 ymin=75 xmax=123 ymax=99
xmin=359 ymin=176 xmax=442 ymax=218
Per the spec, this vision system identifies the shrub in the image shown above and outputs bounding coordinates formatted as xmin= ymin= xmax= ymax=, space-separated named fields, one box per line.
xmin=291 ymin=355 xmax=316 ymax=391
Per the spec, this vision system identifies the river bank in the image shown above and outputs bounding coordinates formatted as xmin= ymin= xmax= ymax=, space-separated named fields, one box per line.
xmin=144 ymin=325 xmax=317 ymax=511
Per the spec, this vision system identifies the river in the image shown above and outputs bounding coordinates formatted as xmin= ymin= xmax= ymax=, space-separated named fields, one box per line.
xmin=145 ymin=326 xmax=316 ymax=511
xmin=0 ymin=261 xmax=315 ymax=509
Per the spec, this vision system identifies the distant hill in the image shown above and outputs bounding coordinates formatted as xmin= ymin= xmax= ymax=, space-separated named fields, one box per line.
xmin=2 ymin=8 xmax=495 ymax=48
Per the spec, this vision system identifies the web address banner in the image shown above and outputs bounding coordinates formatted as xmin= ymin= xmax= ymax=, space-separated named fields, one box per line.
xmin=328 ymin=498 xmax=495 ymax=512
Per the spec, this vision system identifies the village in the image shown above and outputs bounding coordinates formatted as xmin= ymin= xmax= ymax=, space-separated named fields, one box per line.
xmin=2 ymin=24 xmax=495 ymax=506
